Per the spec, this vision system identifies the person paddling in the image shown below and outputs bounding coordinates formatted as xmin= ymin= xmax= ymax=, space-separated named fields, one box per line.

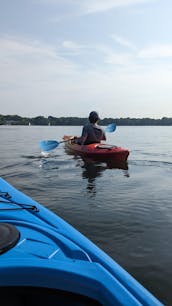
xmin=76 ymin=111 xmax=106 ymax=145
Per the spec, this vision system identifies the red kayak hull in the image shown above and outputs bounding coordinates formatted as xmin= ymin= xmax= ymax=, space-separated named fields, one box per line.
xmin=63 ymin=136 xmax=129 ymax=162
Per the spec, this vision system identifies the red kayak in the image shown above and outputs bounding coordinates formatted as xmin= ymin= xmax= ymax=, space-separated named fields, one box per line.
xmin=63 ymin=136 xmax=129 ymax=162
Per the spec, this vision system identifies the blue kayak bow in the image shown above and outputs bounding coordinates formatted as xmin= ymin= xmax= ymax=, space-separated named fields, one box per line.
xmin=39 ymin=123 xmax=116 ymax=152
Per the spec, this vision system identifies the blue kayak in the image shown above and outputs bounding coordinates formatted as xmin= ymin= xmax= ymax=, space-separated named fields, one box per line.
xmin=0 ymin=177 xmax=163 ymax=306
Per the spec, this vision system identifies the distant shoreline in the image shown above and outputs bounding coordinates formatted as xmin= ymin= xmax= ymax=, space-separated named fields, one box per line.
xmin=0 ymin=114 xmax=172 ymax=126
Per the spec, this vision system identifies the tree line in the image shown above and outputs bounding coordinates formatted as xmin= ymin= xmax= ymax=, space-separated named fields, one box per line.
xmin=0 ymin=114 xmax=172 ymax=126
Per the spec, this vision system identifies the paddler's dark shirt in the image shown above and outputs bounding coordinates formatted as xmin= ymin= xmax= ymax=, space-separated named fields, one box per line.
xmin=80 ymin=123 xmax=106 ymax=145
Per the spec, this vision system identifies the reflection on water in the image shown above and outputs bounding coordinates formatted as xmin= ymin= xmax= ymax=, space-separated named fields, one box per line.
xmin=38 ymin=150 xmax=129 ymax=196
xmin=82 ymin=162 xmax=105 ymax=196
xmin=79 ymin=157 xmax=129 ymax=196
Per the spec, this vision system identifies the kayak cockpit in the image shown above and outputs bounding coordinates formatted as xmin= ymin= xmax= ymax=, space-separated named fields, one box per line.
xmin=95 ymin=144 xmax=117 ymax=150
xmin=0 ymin=287 xmax=102 ymax=306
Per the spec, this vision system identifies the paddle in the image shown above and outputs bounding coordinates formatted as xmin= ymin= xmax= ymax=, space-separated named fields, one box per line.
xmin=105 ymin=122 xmax=116 ymax=133
xmin=39 ymin=123 xmax=116 ymax=152
xmin=39 ymin=139 xmax=72 ymax=152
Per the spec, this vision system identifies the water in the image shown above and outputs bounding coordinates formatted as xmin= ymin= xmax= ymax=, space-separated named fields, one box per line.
xmin=1 ymin=125 xmax=172 ymax=305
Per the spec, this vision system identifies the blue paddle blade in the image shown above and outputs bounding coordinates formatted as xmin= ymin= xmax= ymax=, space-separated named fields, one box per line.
xmin=39 ymin=140 xmax=59 ymax=152
xmin=105 ymin=123 xmax=116 ymax=133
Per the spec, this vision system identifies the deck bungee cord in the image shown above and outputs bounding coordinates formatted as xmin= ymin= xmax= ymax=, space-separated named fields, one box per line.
xmin=0 ymin=191 xmax=39 ymax=212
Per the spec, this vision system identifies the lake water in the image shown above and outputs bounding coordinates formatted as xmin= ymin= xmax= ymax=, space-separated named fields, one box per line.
xmin=1 ymin=125 xmax=172 ymax=305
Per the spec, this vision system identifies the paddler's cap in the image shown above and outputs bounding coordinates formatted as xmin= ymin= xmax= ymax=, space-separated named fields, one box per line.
xmin=89 ymin=111 xmax=100 ymax=123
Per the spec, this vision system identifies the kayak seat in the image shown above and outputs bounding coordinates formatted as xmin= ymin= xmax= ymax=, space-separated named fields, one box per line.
xmin=0 ymin=223 xmax=20 ymax=255
xmin=96 ymin=145 xmax=117 ymax=150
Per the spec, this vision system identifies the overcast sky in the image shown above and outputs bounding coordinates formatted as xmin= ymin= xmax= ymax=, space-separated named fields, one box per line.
xmin=0 ymin=0 xmax=172 ymax=118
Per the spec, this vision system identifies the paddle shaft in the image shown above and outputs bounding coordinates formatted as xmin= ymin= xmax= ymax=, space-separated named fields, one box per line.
xmin=60 ymin=137 xmax=76 ymax=144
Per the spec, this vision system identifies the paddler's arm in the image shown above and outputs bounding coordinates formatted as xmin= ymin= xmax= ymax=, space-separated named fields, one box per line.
xmin=80 ymin=126 xmax=88 ymax=145
xmin=102 ymin=129 xmax=106 ymax=141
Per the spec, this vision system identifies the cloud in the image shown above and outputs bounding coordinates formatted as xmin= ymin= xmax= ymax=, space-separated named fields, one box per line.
xmin=1 ymin=36 xmax=172 ymax=118
xmin=138 ymin=44 xmax=172 ymax=59
xmin=79 ymin=0 xmax=154 ymax=14
xmin=105 ymin=52 xmax=133 ymax=66
xmin=62 ymin=41 xmax=83 ymax=50
xmin=0 ymin=36 xmax=78 ymax=81
xmin=61 ymin=40 xmax=85 ymax=55
xmin=111 ymin=34 xmax=137 ymax=51
xmin=34 ymin=0 xmax=158 ymax=16
xmin=60 ymin=39 xmax=136 ymax=69
xmin=61 ymin=38 xmax=136 ymax=67
xmin=0 ymin=37 xmax=56 ymax=59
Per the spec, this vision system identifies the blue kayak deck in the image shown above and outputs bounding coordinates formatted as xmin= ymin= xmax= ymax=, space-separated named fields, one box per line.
xmin=0 ymin=177 xmax=163 ymax=306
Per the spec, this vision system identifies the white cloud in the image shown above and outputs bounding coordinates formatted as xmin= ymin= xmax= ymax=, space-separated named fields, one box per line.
xmin=0 ymin=37 xmax=56 ymax=59
xmin=111 ymin=34 xmax=137 ymax=51
xmin=80 ymin=0 xmax=153 ymax=14
xmin=105 ymin=52 xmax=133 ymax=65
xmin=61 ymin=39 xmax=136 ymax=67
xmin=0 ymin=37 xmax=78 ymax=80
xmin=138 ymin=44 xmax=172 ymax=59
xmin=34 ymin=0 xmax=158 ymax=16
xmin=1 ymin=36 xmax=172 ymax=117
xmin=62 ymin=40 xmax=83 ymax=50
xmin=61 ymin=40 xmax=85 ymax=55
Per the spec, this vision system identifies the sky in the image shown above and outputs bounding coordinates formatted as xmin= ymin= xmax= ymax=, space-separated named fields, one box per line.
xmin=0 ymin=0 xmax=172 ymax=119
